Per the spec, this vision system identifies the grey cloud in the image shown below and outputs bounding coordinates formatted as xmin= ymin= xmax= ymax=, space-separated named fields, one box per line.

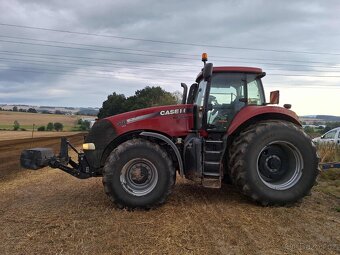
xmin=0 ymin=0 xmax=339 ymax=108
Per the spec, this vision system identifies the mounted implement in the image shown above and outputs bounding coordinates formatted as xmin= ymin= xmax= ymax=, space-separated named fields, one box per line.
xmin=21 ymin=54 xmax=319 ymax=209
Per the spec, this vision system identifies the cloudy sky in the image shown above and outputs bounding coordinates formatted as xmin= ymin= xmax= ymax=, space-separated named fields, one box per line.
xmin=0 ymin=0 xmax=339 ymax=115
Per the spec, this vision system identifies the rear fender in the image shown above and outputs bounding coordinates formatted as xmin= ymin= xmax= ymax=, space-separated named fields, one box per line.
xmin=227 ymin=106 xmax=301 ymax=136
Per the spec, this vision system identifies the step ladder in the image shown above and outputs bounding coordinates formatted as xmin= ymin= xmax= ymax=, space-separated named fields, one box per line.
xmin=202 ymin=140 xmax=224 ymax=188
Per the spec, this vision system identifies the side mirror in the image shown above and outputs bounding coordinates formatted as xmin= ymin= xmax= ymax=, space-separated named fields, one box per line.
xmin=269 ymin=90 xmax=280 ymax=104
xmin=203 ymin=63 xmax=213 ymax=81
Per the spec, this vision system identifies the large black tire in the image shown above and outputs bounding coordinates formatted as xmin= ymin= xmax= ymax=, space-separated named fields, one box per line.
xmin=102 ymin=138 xmax=175 ymax=209
xmin=229 ymin=120 xmax=319 ymax=206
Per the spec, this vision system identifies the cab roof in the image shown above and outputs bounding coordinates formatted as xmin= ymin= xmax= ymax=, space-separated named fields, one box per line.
xmin=213 ymin=66 xmax=262 ymax=73
xmin=196 ymin=66 xmax=263 ymax=82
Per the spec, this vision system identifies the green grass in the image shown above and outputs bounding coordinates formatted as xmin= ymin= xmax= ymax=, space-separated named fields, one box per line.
xmin=317 ymin=168 xmax=340 ymax=198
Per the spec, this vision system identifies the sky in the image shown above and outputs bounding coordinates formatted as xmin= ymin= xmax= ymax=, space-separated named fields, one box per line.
xmin=0 ymin=0 xmax=339 ymax=116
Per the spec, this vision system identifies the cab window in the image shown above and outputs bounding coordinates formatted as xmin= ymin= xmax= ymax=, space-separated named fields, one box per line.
xmin=195 ymin=80 xmax=207 ymax=107
xmin=323 ymin=130 xmax=336 ymax=139
xmin=247 ymin=78 xmax=264 ymax=105
xmin=207 ymin=73 xmax=244 ymax=130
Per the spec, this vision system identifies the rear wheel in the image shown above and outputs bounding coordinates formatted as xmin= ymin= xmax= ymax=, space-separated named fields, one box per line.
xmin=229 ymin=120 xmax=319 ymax=205
xmin=103 ymin=139 xmax=175 ymax=209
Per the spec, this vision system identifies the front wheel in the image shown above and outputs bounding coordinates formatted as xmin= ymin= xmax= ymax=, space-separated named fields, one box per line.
xmin=103 ymin=139 xmax=175 ymax=209
xmin=229 ymin=120 xmax=319 ymax=206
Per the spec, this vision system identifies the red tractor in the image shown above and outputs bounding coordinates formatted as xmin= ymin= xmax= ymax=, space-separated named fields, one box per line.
xmin=21 ymin=54 xmax=319 ymax=209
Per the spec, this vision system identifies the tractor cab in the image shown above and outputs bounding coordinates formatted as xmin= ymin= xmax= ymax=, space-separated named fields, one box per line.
xmin=195 ymin=67 xmax=266 ymax=132
xmin=186 ymin=54 xmax=267 ymax=133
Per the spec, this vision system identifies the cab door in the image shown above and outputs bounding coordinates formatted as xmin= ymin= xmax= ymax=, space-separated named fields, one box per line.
xmin=336 ymin=129 xmax=340 ymax=145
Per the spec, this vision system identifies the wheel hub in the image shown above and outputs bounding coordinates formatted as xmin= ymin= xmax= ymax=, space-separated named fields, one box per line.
xmin=129 ymin=164 xmax=150 ymax=185
xmin=120 ymin=158 xmax=158 ymax=196
xmin=265 ymin=155 xmax=281 ymax=172
xmin=257 ymin=141 xmax=303 ymax=190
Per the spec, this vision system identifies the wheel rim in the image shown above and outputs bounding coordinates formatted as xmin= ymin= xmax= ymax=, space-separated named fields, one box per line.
xmin=120 ymin=158 xmax=158 ymax=196
xmin=256 ymin=141 xmax=303 ymax=190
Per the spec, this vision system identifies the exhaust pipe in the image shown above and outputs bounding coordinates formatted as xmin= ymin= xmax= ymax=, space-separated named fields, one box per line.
xmin=181 ymin=83 xmax=188 ymax=104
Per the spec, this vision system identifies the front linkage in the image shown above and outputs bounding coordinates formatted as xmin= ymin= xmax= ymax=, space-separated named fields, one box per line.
xmin=20 ymin=137 xmax=92 ymax=179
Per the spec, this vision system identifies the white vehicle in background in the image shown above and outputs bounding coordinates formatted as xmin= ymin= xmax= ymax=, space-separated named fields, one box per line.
xmin=312 ymin=127 xmax=340 ymax=145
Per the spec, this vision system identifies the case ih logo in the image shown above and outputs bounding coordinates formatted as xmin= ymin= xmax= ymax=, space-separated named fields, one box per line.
xmin=160 ymin=108 xmax=186 ymax=115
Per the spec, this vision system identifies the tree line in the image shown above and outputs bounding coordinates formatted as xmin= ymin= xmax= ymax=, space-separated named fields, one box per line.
xmin=304 ymin=122 xmax=340 ymax=137
xmin=98 ymin=86 xmax=179 ymax=119
xmin=11 ymin=120 xmax=91 ymax=132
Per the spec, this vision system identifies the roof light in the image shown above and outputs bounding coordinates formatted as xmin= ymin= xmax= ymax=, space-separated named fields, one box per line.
xmin=202 ymin=53 xmax=208 ymax=63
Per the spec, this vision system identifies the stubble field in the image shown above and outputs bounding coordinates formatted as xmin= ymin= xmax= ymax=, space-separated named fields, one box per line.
xmin=0 ymin=135 xmax=339 ymax=255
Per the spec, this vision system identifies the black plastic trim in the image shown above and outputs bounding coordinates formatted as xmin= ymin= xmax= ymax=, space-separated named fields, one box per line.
xmin=140 ymin=131 xmax=184 ymax=177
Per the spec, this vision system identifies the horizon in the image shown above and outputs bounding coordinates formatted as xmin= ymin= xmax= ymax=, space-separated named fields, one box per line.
xmin=1 ymin=102 xmax=340 ymax=118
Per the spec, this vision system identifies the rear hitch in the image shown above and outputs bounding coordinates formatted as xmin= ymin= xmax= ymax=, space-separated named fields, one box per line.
xmin=20 ymin=137 xmax=92 ymax=179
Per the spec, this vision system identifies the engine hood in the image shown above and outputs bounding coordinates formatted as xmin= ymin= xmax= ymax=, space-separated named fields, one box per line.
xmin=104 ymin=104 xmax=194 ymax=137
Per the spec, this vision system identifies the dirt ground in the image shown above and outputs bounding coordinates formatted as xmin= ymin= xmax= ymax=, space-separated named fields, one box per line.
xmin=0 ymin=133 xmax=85 ymax=179
xmin=0 ymin=131 xmax=81 ymax=141
xmin=0 ymin=138 xmax=339 ymax=254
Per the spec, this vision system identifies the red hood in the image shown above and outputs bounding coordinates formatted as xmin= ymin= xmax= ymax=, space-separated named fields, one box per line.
xmin=104 ymin=104 xmax=194 ymax=137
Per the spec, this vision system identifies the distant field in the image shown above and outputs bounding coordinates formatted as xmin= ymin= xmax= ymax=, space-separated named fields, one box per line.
xmin=0 ymin=131 xmax=82 ymax=141
xmin=0 ymin=111 xmax=94 ymax=131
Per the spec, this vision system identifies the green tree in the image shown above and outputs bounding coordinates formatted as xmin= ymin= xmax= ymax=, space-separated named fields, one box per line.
xmin=12 ymin=106 xmax=18 ymax=112
xmin=323 ymin=122 xmax=340 ymax=133
xmin=46 ymin=122 xmax=54 ymax=131
xmin=77 ymin=119 xmax=91 ymax=131
xmin=53 ymin=122 xmax=63 ymax=131
xmin=98 ymin=86 xmax=177 ymax=119
xmin=97 ymin=92 xmax=127 ymax=119
xmin=13 ymin=120 xmax=20 ymax=131
xmin=37 ymin=126 xmax=45 ymax=131
xmin=304 ymin=126 xmax=314 ymax=134
xmin=27 ymin=108 xmax=37 ymax=113
xmin=127 ymin=86 xmax=177 ymax=111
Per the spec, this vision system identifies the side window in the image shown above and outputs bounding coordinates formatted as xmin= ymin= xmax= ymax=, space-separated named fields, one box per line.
xmin=323 ymin=130 xmax=336 ymax=139
xmin=247 ymin=80 xmax=262 ymax=105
